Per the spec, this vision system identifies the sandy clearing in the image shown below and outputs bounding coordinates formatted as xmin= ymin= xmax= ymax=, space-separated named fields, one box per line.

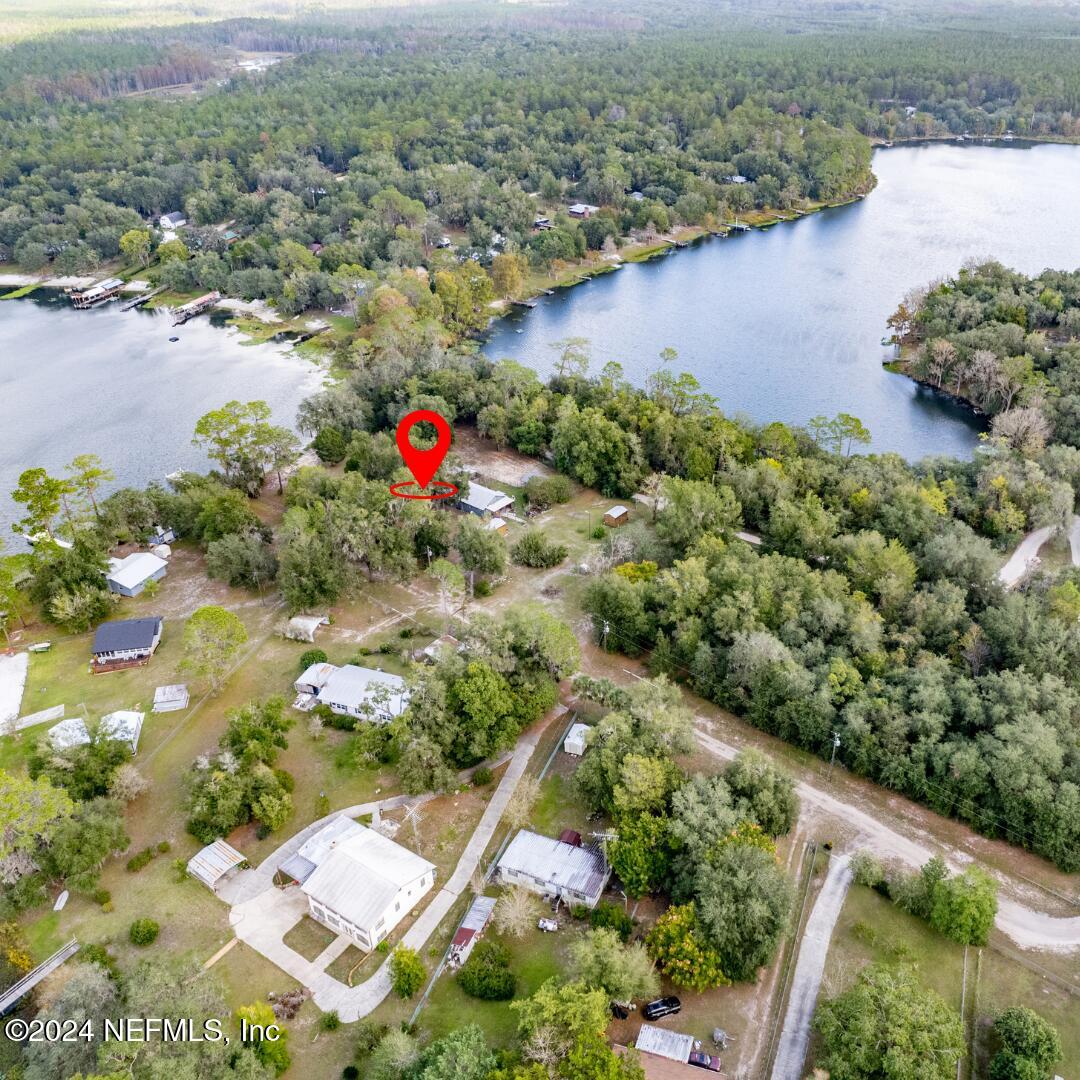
xmin=0 ymin=652 xmax=29 ymax=728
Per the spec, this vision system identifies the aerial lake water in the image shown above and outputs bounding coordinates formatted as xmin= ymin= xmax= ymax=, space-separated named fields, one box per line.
xmin=0 ymin=296 xmax=322 ymax=542
xmin=3 ymin=141 xmax=1080 ymax=541
xmin=484 ymin=141 xmax=1080 ymax=458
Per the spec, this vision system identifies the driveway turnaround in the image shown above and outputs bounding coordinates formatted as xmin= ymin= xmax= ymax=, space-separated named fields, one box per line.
xmin=770 ymin=854 xmax=852 ymax=1080
xmin=226 ymin=720 xmax=547 ymax=1020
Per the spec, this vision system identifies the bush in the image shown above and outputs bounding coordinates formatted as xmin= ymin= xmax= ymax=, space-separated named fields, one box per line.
xmin=79 ymin=942 xmax=118 ymax=977
xmin=375 ymin=940 xmax=391 ymax=955
xmin=92 ymin=888 xmax=111 ymax=906
xmin=525 ymin=475 xmax=572 ymax=509
xmin=471 ymin=766 xmax=494 ymax=787
xmin=590 ymin=901 xmax=634 ymax=942
xmin=511 ymin=530 xmax=569 ymax=568
xmin=590 ymin=525 xmax=606 ymax=539
xmin=851 ymin=851 xmax=885 ymax=888
xmin=354 ymin=1020 xmax=389 ymax=1057
xmin=474 ymin=580 xmax=493 ymax=597
xmin=321 ymin=1010 xmax=342 ymax=1031
xmin=299 ymin=648 xmax=328 ymax=671
xmin=313 ymin=426 xmax=347 ymax=463
xmin=126 ymin=848 xmax=155 ymax=873
xmin=457 ymin=940 xmax=516 ymax=1000
xmin=570 ymin=903 xmax=590 ymax=920
xmin=389 ymin=945 xmax=426 ymax=998
xmin=101 ymin=901 xmax=114 ymax=913
xmin=156 ymin=840 xmax=171 ymax=854
xmin=129 ymin=918 xmax=160 ymax=946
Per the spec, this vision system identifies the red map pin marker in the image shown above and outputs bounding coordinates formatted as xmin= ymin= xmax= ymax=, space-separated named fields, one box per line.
xmin=395 ymin=409 xmax=452 ymax=490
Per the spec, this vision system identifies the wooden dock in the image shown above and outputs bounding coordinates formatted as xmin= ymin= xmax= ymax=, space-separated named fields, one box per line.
xmin=120 ymin=286 xmax=164 ymax=312
xmin=171 ymin=291 xmax=221 ymax=325
xmin=510 ymin=299 xmax=538 ymax=309
xmin=0 ymin=939 xmax=78 ymax=1015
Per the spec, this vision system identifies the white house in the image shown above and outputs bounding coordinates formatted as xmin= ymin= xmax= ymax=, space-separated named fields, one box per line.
xmin=563 ymin=722 xmax=590 ymax=757
xmin=105 ymin=552 xmax=168 ymax=597
xmin=567 ymin=203 xmax=600 ymax=218
xmin=279 ymin=816 xmax=436 ymax=950
xmin=496 ymin=829 xmax=611 ymax=909
xmin=48 ymin=710 xmax=144 ymax=754
xmin=293 ymin=662 xmax=409 ymax=723
xmin=159 ymin=212 xmax=187 ymax=230
xmin=459 ymin=481 xmax=514 ymax=518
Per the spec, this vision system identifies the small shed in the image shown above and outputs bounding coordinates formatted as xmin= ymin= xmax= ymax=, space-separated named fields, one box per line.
xmin=153 ymin=684 xmax=189 ymax=713
xmin=48 ymin=710 xmax=144 ymax=754
xmin=105 ymin=552 xmax=167 ymax=597
xmin=485 ymin=517 xmax=509 ymax=535
xmin=603 ymin=505 xmax=630 ymax=527
xmin=284 ymin=614 xmax=330 ymax=643
xmin=416 ymin=634 xmax=463 ymax=664
xmin=635 ymin=1023 xmax=695 ymax=1064
xmin=188 ymin=840 xmax=246 ymax=890
xmin=563 ymin=722 xmax=590 ymax=757
xmin=448 ymin=895 xmax=497 ymax=968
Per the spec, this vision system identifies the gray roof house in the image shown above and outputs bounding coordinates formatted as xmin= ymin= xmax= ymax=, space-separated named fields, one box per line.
xmin=91 ymin=618 xmax=163 ymax=668
xmin=159 ymin=211 xmax=187 ymax=230
xmin=280 ymin=816 xmax=436 ymax=950
xmin=496 ymin=829 xmax=611 ymax=908
xmin=293 ymin=662 xmax=409 ymax=723
xmin=459 ymin=481 xmax=514 ymax=518
xmin=105 ymin=552 xmax=167 ymax=597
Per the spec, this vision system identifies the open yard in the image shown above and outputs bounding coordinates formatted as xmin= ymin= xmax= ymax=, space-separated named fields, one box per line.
xmin=821 ymin=885 xmax=1080 ymax=1079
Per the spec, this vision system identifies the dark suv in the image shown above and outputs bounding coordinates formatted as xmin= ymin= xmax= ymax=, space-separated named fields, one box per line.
xmin=642 ymin=996 xmax=681 ymax=1021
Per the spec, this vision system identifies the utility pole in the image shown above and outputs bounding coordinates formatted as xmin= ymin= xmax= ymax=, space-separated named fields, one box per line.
xmin=828 ymin=731 xmax=841 ymax=779
xmin=602 ymin=620 xmax=610 ymax=651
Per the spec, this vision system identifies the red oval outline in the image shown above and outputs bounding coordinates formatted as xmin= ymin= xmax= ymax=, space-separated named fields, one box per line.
xmin=389 ymin=479 xmax=459 ymax=501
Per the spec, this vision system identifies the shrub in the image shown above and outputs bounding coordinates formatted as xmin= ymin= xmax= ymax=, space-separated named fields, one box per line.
xmin=101 ymin=901 xmax=114 ymax=913
xmin=570 ymin=903 xmax=590 ymax=920
xmin=471 ymin=766 xmax=494 ymax=787
xmin=321 ymin=1010 xmax=342 ymax=1031
xmin=92 ymin=888 xmax=111 ymax=906
xmin=313 ymin=426 xmax=347 ymax=463
xmin=474 ymin=580 xmax=493 ymax=597
xmin=851 ymin=851 xmax=885 ymax=888
xmin=590 ymin=524 xmax=606 ymax=539
xmin=354 ymin=1020 xmax=389 ymax=1056
xmin=511 ymin=530 xmax=569 ymax=568
xmin=316 ymin=793 xmax=331 ymax=818
xmin=590 ymin=901 xmax=634 ymax=942
xmin=525 ymin=475 xmax=572 ymax=509
xmin=375 ymin=940 xmax=391 ymax=955
xmin=299 ymin=648 xmax=328 ymax=671
xmin=457 ymin=941 xmax=516 ymax=1001
xmin=129 ymin=918 xmax=160 ymax=946
xmin=172 ymin=857 xmax=189 ymax=883
xmin=79 ymin=943 xmax=119 ymax=977
xmin=156 ymin=840 xmax=171 ymax=854
xmin=389 ymin=945 xmax=426 ymax=998
xmin=126 ymin=848 xmax=155 ymax=873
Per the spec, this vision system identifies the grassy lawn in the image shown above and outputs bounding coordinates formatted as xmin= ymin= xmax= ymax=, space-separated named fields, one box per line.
xmin=419 ymin=922 xmax=569 ymax=1048
xmin=326 ymin=943 xmax=369 ymax=984
xmin=283 ymin=916 xmax=338 ymax=962
xmin=822 ymin=885 xmax=1079 ymax=1078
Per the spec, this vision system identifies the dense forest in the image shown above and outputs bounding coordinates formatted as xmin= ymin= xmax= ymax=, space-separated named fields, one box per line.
xmin=892 ymin=260 xmax=1080 ymax=455
xmin=2 ymin=0 xmax=1080 ymax=312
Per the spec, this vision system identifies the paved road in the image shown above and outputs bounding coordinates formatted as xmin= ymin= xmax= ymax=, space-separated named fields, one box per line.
xmin=771 ymin=854 xmax=852 ymax=1080
xmin=998 ymin=514 xmax=1080 ymax=589
xmin=226 ymin=719 xmax=549 ymax=1020
xmin=694 ymin=727 xmax=1080 ymax=953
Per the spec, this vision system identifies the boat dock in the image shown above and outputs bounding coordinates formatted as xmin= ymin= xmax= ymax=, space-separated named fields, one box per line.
xmin=171 ymin=291 xmax=221 ymax=325
xmin=69 ymin=277 xmax=125 ymax=309
xmin=0 ymin=939 xmax=79 ymax=1015
xmin=120 ymin=286 xmax=164 ymax=312
xmin=724 ymin=220 xmax=751 ymax=232
xmin=510 ymin=299 xmax=538 ymax=309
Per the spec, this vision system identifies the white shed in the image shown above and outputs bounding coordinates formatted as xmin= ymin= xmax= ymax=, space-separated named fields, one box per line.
xmin=188 ymin=840 xmax=246 ymax=890
xmin=284 ymin=614 xmax=330 ymax=643
xmin=563 ymin=722 xmax=590 ymax=756
xmin=48 ymin=710 xmax=144 ymax=754
xmin=153 ymin=684 xmax=189 ymax=713
xmin=635 ymin=1023 xmax=695 ymax=1063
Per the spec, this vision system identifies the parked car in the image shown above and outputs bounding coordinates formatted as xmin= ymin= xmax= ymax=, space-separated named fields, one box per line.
xmin=642 ymin=996 xmax=681 ymax=1021
xmin=537 ymin=918 xmax=559 ymax=932
xmin=688 ymin=1051 xmax=723 ymax=1071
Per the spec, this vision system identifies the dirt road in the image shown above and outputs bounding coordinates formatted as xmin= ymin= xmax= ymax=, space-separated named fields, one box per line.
xmin=694 ymin=727 xmax=1080 ymax=953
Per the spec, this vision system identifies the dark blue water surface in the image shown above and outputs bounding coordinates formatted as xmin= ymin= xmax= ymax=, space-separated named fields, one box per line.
xmin=483 ymin=142 xmax=1080 ymax=458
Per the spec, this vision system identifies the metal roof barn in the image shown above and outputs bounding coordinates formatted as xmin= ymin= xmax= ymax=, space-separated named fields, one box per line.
xmin=188 ymin=840 xmax=246 ymax=889
xmin=635 ymin=1023 xmax=695 ymax=1063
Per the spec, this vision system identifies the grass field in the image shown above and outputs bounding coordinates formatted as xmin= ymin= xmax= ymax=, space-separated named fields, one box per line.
xmin=822 ymin=885 xmax=1079 ymax=1078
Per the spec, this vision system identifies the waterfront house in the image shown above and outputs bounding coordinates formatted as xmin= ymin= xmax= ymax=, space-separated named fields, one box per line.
xmin=105 ymin=552 xmax=167 ymax=597
xmin=91 ymin=618 xmax=163 ymax=670
xmin=279 ymin=816 xmax=436 ymax=950
xmin=293 ymin=662 xmax=409 ymax=723
xmin=496 ymin=829 xmax=611 ymax=909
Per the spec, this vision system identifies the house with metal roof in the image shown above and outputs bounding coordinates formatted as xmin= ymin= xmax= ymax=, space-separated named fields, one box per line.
xmin=563 ymin=722 xmax=591 ymax=756
xmin=604 ymin=504 xmax=630 ymax=527
xmin=153 ymin=684 xmax=189 ymax=713
xmin=159 ymin=211 xmax=187 ymax=230
xmin=48 ymin=710 xmax=144 ymax=754
xmin=105 ymin=552 xmax=168 ymax=597
xmin=459 ymin=481 xmax=515 ymax=518
xmin=293 ymin=662 xmax=409 ymax=723
xmin=568 ymin=202 xmax=600 ymax=218
xmin=91 ymin=618 xmax=163 ymax=669
xmin=280 ymin=816 xmax=436 ymax=950
xmin=448 ymin=895 xmax=497 ymax=967
xmin=496 ymin=829 xmax=611 ymax=908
